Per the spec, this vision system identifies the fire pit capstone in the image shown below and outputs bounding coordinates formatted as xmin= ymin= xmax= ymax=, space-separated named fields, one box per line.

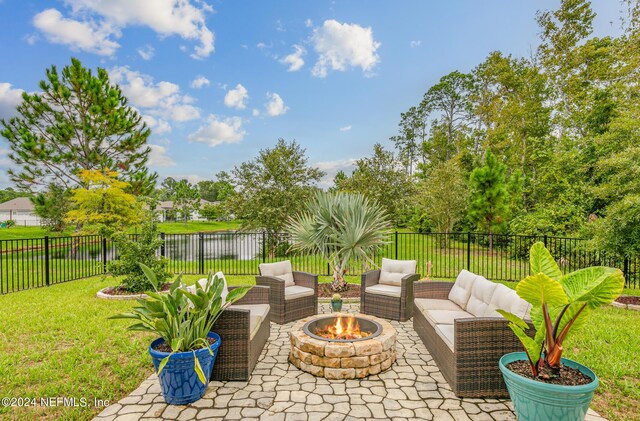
xmin=289 ymin=313 xmax=397 ymax=379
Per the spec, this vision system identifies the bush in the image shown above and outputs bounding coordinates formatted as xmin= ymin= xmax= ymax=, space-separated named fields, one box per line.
xmin=108 ymin=220 xmax=172 ymax=292
xmin=5 ymin=220 xmax=15 ymax=228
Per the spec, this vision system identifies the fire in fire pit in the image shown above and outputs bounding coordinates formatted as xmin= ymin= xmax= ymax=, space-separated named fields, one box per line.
xmin=314 ymin=315 xmax=370 ymax=340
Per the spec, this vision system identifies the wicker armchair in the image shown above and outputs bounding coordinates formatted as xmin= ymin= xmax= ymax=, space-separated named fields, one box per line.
xmin=256 ymin=260 xmax=318 ymax=324
xmin=210 ymin=285 xmax=271 ymax=381
xmin=413 ymin=279 xmax=535 ymax=397
xmin=361 ymin=258 xmax=419 ymax=322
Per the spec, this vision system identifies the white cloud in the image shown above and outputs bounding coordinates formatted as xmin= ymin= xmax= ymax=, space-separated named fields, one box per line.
xmin=33 ymin=8 xmax=120 ymax=56
xmin=165 ymin=173 xmax=205 ymax=184
xmin=33 ymin=0 xmax=215 ymax=58
xmin=142 ymin=115 xmax=172 ymax=135
xmin=188 ymin=115 xmax=245 ymax=147
xmin=314 ymin=158 xmax=357 ymax=188
xmin=137 ymin=44 xmax=155 ymax=60
xmin=191 ymin=75 xmax=210 ymax=89
xmin=280 ymin=45 xmax=306 ymax=72
xmin=305 ymin=18 xmax=313 ymax=28
xmin=147 ymin=144 xmax=176 ymax=167
xmin=24 ymin=34 xmax=39 ymax=45
xmin=275 ymin=20 xmax=285 ymax=32
xmin=256 ymin=42 xmax=270 ymax=49
xmin=311 ymin=19 xmax=381 ymax=78
xmin=0 ymin=83 xmax=24 ymax=120
xmin=339 ymin=125 xmax=352 ymax=132
xmin=410 ymin=40 xmax=421 ymax=48
xmin=109 ymin=66 xmax=200 ymax=122
xmin=252 ymin=109 xmax=260 ymax=117
xmin=265 ymin=92 xmax=288 ymax=117
xmin=224 ymin=84 xmax=249 ymax=110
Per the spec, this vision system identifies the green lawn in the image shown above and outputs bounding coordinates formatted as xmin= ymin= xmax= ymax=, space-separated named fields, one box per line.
xmin=0 ymin=275 xmax=638 ymax=420
xmin=0 ymin=220 xmax=242 ymax=241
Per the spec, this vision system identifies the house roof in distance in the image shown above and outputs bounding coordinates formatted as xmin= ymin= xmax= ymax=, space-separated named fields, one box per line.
xmin=156 ymin=199 xmax=213 ymax=210
xmin=0 ymin=197 xmax=34 ymax=211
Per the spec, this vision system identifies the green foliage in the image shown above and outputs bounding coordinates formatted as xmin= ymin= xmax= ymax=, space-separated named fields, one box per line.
xmin=108 ymin=220 xmax=172 ymax=293
xmin=499 ymin=242 xmax=624 ymax=378
xmin=335 ymin=144 xmax=415 ymax=226
xmin=172 ymin=179 xmax=200 ymax=225
xmin=468 ymin=150 xmax=509 ymax=244
xmin=590 ymin=195 xmax=640 ymax=258
xmin=0 ymin=188 xmax=29 ymax=203
xmin=4 ymin=220 xmax=15 ymax=228
xmin=32 ymin=184 xmax=71 ymax=232
xmin=230 ymin=139 xmax=324 ymax=235
xmin=414 ymin=161 xmax=468 ymax=237
xmin=199 ymin=203 xmax=220 ymax=221
xmin=110 ymin=266 xmax=251 ymax=383
xmin=0 ymin=57 xmax=155 ymax=192
xmin=331 ymin=293 xmax=342 ymax=302
xmin=286 ymin=191 xmax=391 ymax=292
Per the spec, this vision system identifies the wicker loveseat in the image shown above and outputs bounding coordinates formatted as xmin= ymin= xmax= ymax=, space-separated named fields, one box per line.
xmin=413 ymin=270 xmax=534 ymax=397
xmin=361 ymin=258 xmax=420 ymax=322
xmin=256 ymin=260 xmax=318 ymax=324
xmin=189 ymin=274 xmax=271 ymax=381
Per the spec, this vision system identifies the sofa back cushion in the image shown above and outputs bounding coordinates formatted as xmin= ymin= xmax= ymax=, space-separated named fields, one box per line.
xmin=466 ymin=276 xmax=499 ymax=316
xmin=485 ymin=283 xmax=531 ymax=319
xmin=448 ymin=270 xmax=477 ymax=309
xmin=379 ymin=258 xmax=416 ymax=287
xmin=259 ymin=260 xmax=295 ymax=287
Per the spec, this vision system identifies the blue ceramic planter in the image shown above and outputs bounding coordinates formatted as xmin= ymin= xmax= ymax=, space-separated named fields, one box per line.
xmin=499 ymin=352 xmax=598 ymax=421
xmin=149 ymin=332 xmax=221 ymax=405
xmin=331 ymin=301 xmax=343 ymax=312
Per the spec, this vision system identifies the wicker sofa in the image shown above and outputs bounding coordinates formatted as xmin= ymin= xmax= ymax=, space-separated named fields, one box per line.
xmin=413 ymin=270 xmax=534 ymax=397
xmin=188 ymin=275 xmax=271 ymax=381
xmin=256 ymin=260 xmax=318 ymax=324
xmin=361 ymin=258 xmax=420 ymax=322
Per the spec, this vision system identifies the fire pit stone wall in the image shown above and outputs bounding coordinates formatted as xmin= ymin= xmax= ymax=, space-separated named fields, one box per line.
xmin=289 ymin=313 xmax=397 ymax=379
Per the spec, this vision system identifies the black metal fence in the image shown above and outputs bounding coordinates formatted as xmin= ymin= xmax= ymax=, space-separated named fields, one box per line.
xmin=0 ymin=231 xmax=638 ymax=294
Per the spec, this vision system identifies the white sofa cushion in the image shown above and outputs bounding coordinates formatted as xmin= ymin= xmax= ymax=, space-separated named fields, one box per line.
xmin=229 ymin=304 xmax=270 ymax=339
xmin=190 ymin=271 xmax=229 ymax=305
xmin=435 ymin=324 xmax=455 ymax=351
xmin=448 ymin=270 xmax=477 ymax=309
xmin=259 ymin=260 xmax=295 ymax=287
xmin=466 ymin=276 xmax=499 ymax=317
xmin=423 ymin=309 xmax=474 ymax=325
xmin=366 ymin=284 xmax=402 ymax=298
xmin=284 ymin=285 xmax=315 ymax=300
xmin=379 ymin=258 xmax=416 ymax=287
xmin=485 ymin=284 xmax=532 ymax=319
xmin=414 ymin=298 xmax=464 ymax=314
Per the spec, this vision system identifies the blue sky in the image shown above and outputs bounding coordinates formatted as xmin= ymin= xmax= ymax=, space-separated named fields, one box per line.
xmin=0 ymin=0 xmax=624 ymax=189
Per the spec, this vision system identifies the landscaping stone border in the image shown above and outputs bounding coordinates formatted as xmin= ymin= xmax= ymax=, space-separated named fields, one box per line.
xmin=96 ymin=287 xmax=150 ymax=301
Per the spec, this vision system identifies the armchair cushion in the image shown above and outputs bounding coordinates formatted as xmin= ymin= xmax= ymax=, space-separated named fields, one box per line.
xmin=228 ymin=304 xmax=270 ymax=339
xmin=466 ymin=276 xmax=498 ymax=317
xmin=366 ymin=284 xmax=401 ymax=298
xmin=485 ymin=283 xmax=531 ymax=319
xmin=415 ymin=298 xmax=465 ymax=313
xmin=284 ymin=285 xmax=315 ymax=300
xmin=191 ymin=271 xmax=229 ymax=304
xmin=379 ymin=258 xmax=417 ymax=287
xmin=259 ymin=260 xmax=295 ymax=287
xmin=448 ymin=270 xmax=477 ymax=309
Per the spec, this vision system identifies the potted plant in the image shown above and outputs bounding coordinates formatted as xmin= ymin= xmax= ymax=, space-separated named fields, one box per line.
xmin=331 ymin=293 xmax=343 ymax=312
xmin=497 ymin=242 xmax=624 ymax=421
xmin=111 ymin=264 xmax=251 ymax=405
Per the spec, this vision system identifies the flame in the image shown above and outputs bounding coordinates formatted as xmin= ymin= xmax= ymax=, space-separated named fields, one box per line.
xmin=314 ymin=315 xmax=371 ymax=340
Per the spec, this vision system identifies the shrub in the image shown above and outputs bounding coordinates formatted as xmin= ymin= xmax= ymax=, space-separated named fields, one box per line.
xmin=5 ymin=220 xmax=16 ymax=228
xmin=108 ymin=220 xmax=172 ymax=292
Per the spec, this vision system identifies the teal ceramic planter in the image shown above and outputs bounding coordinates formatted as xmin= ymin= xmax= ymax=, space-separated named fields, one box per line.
xmin=331 ymin=301 xmax=343 ymax=312
xmin=499 ymin=352 xmax=598 ymax=421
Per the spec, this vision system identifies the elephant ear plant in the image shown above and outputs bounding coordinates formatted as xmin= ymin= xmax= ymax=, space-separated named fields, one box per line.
xmin=111 ymin=264 xmax=251 ymax=384
xmin=498 ymin=242 xmax=624 ymax=380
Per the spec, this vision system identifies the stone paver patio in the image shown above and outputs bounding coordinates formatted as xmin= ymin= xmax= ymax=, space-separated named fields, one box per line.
xmin=95 ymin=304 xmax=605 ymax=421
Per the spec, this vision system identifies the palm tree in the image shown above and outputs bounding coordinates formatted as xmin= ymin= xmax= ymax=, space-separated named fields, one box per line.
xmin=286 ymin=191 xmax=391 ymax=292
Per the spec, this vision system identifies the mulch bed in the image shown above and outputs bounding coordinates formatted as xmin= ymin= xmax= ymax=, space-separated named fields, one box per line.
xmin=506 ymin=360 xmax=593 ymax=386
xmin=153 ymin=336 xmax=217 ymax=353
xmin=318 ymin=283 xmax=360 ymax=299
xmin=101 ymin=283 xmax=171 ymax=296
xmin=616 ymin=296 xmax=640 ymax=305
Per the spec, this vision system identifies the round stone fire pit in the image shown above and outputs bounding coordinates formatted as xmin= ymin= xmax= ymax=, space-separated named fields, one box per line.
xmin=289 ymin=313 xmax=397 ymax=379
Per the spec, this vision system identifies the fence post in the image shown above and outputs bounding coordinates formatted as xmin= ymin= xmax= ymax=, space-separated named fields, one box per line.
xmin=198 ymin=233 xmax=204 ymax=274
xmin=262 ymin=231 xmax=266 ymax=263
xmin=102 ymin=236 xmax=107 ymax=273
xmin=395 ymin=231 xmax=398 ymax=260
xmin=624 ymin=256 xmax=630 ymax=284
xmin=544 ymin=234 xmax=548 ymax=248
xmin=44 ymin=236 xmax=50 ymax=287
xmin=160 ymin=232 xmax=165 ymax=258
xmin=467 ymin=232 xmax=471 ymax=270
